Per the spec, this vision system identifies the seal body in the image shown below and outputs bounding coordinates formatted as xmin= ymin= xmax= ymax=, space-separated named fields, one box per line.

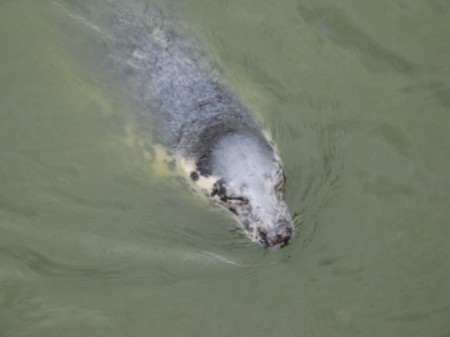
xmin=59 ymin=0 xmax=294 ymax=248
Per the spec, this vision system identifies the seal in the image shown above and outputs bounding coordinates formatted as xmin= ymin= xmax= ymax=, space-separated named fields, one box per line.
xmin=58 ymin=0 xmax=294 ymax=248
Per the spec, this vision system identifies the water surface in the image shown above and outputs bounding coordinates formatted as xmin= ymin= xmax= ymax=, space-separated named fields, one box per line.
xmin=1 ymin=0 xmax=449 ymax=336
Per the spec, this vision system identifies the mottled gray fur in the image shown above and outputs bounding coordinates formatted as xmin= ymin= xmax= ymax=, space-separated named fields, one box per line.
xmin=58 ymin=0 xmax=293 ymax=247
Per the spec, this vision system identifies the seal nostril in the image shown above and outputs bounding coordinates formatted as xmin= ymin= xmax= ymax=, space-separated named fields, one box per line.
xmin=273 ymin=226 xmax=293 ymax=247
xmin=281 ymin=236 xmax=291 ymax=247
xmin=258 ymin=230 xmax=292 ymax=249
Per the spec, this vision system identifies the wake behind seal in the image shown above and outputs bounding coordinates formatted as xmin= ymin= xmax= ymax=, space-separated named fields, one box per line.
xmin=57 ymin=0 xmax=294 ymax=248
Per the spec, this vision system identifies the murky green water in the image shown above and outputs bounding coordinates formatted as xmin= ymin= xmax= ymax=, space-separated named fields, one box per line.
xmin=1 ymin=0 xmax=449 ymax=336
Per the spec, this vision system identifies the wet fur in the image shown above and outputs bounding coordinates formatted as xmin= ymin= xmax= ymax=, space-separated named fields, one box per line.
xmin=58 ymin=0 xmax=293 ymax=247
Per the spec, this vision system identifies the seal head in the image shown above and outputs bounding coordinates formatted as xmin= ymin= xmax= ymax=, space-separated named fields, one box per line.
xmin=189 ymin=133 xmax=293 ymax=248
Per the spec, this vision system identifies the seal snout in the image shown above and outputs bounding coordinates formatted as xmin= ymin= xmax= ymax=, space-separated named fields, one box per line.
xmin=258 ymin=220 xmax=293 ymax=249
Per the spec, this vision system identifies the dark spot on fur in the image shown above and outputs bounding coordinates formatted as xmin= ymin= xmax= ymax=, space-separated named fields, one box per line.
xmin=190 ymin=171 xmax=199 ymax=181
xmin=258 ymin=228 xmax=268 ymax=242
xmin=211 ymin=179 xmax=226 ymax=197
xmin=229 ymin=207 xmax=237 ymax=215
xmin=196 ymin=155 xmax=213 ymax=177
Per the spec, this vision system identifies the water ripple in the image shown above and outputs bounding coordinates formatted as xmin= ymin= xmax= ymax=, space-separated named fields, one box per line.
xmin=0 ymin=246 xmax=117 ymax=280
xmin=297 ymin=2 xmax=416 ymax=74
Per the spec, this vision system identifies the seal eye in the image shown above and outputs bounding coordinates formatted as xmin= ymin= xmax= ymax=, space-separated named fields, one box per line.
xmin=225 ymin=196 xmax=249 ymax=205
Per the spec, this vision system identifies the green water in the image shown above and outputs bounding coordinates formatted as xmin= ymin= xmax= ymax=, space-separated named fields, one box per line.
xmin=1 ymin=0 xmax=449 ymax=336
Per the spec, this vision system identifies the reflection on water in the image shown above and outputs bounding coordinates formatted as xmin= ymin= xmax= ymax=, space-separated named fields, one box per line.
xmin=1 ymin=0 xmax=449 ymax=336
